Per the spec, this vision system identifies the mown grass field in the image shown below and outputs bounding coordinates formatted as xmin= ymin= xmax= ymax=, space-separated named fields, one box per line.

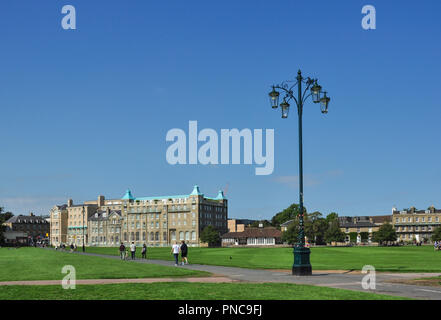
xmin=0 ymin=282 xmax=409 ymax=300
xmin=87 ymin=245 xmax=441 ymax=272
xmin=0 ymin=248 xmax=207 ymax=281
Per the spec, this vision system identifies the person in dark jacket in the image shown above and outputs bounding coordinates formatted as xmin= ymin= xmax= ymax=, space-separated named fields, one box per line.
xmin=180 ymin=240 xmax=188 ymax=265
xmin=141 ymin=243 xmax=147 ymax=259
xmin=119 ymin=242 xmax=126 ymax=260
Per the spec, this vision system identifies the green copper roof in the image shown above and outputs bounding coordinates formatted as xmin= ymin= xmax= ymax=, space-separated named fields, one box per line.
xmin=190 ymin=185 xmax=203 ymax=196
xmin=122 ymin=189 xmax=135 ymax=200
xmin=122 ymin=185 xmax=226 ymax=202
xmin=215 ymin=190 xmax=226 ymax=200
xmin=135 ymin=195 xmax=189 ymax=201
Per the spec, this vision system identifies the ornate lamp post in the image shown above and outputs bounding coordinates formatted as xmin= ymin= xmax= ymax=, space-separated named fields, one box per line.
xmin=269 ymin=70 xmax=330 ymax=276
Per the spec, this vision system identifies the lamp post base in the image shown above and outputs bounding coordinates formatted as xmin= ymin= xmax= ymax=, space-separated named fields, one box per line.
xmin=292 ymin=246 xmax=312 ymax=276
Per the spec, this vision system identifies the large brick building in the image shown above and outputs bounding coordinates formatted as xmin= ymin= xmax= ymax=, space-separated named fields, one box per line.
xmin=392 ymin=206 xmax=441 ymax=242
xmin=338 ymin=215 xmax=391 ymax=243
xmin=50 ymin=185 xmax=228 ymax=247
xmin=3 ymin=213 xmax=50 ymax=244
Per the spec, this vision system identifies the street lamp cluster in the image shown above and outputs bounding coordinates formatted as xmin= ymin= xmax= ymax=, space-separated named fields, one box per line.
xmin=268 ymin=69 xmax=330 ymax=276
xmin=269 ymin=72 xmax=330 ymax=118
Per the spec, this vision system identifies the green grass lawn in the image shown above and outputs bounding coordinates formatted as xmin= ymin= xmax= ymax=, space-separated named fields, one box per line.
xmin=0 ymin=282 xmax=410 ymax=300
xmin=86 ymin=245 xmax=441 ymax=272
xmin=0 ymin=248 xmax=208 ymax=281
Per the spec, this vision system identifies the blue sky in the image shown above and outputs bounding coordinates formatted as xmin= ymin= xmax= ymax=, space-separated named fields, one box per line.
xmin=0 ymin=0 xmax=440 ymax=219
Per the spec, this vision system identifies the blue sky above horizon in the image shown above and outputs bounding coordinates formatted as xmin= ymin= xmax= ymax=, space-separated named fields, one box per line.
xmin=0 ymin=0 xmax=440 ymax=219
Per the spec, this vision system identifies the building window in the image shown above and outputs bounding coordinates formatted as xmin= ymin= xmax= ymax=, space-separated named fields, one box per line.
xmin=179 ymin=231 xmax=184 ymax=240
xmin=171 ymin=231 xmax=176 ymax=241
xmin=185 ymin=231 xmax=190 ymax=241
xmin=163 ymin=232 xmax=167 ymax=241
xmin=136 ymin=232 xmax=139 ymax=241
xmin=191 ymin=231 xmax=196 ymax=241
xmin=155 ymin=232 xmax=159 ymax=241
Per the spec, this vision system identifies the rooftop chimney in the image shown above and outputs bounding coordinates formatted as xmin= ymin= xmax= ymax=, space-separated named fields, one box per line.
xmin=98 ymin=195 xmax=105 ymax=207
xmin=67 ymin=199 xmax=73 ymax=207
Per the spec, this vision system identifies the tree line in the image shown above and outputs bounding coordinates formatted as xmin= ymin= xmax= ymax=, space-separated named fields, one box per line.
xmin=248 ymin=203 xmax=438 ymax=246
xmin=0 ymin=206 xmax=14 ymax=244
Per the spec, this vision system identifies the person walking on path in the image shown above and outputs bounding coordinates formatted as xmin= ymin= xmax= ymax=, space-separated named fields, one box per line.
xmin=180 ymin=240 xmax=189 ymax=265
xmin=119 ymin=242 xmax=126 ymax=260
xmin=171 ymin=242 xmax=180 ymax=266
xmin=130 ymin=242 xmax=136 ymax=260
xmin=70 ymin=243 xmax=74 ymax=253
xmin=141 ymin=243 xmax=147 ymax=259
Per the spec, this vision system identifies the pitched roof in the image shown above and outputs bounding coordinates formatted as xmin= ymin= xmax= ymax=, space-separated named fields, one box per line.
xmin=190 ymin=185 xmax=203 ymax=196
xmin=338 ymin=216 xmax=376 ymax=228
xmin=89 ymin=210 xmax=121 ymax=221
xmin=122 ymin=189 xmax=135 ymax=200
xmin=371 ymin=215 xmax=392 ymax=224
xmin=5 ymin=215 xmax=49 ymax=224
xmin=221 ymin=227 xmax=282 ymax=239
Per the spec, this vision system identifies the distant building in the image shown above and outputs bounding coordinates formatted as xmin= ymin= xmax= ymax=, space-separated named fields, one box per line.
xmin=49 ymin=204 xmax=68 ymax=246
xmin=227 ymin=219 xmax=257 ymax=233
xmin=392 ymin=206 xmax=441 ymax=242
xmin=338 ymin=215 xmax=392 ymax=243
xmin=3 ymin=229 xmax=28 ymax=245
xmin=221 ymin=227 xmax=282 ymax=246
xmin=280 ymin=219 xmax=294 ymax=232
xmin=50 ymin=185 xmax=228 ymax=247
xmin=89 ymin=209 xmax=122 ymax=247
xmin=371 ymin=215 xmax=392 ymax=225
xmin=3 ymin=213 xmax=50 ymax=244
xmin=338 ymin=216 xmax=378 ymax=243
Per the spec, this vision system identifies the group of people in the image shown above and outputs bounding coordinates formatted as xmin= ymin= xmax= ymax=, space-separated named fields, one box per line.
xmin=117 ymin=241 xmax=189 ymax=266
xmin=119 ymin=242 xmax=147 ymax=260
xmin=434 ymin=241 xmax=441 ymax=251
xmin=171 ymin=241 xmax=189 ymax=266
xmin=54 ymin=243 xmax=78 ymax=252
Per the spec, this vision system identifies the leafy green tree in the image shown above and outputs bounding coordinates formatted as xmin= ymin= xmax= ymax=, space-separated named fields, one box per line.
xmin=271 ymin=204 xmax=306 ymax=229
xmin=325 ymin=212 xmax=339 ymax=224
xmin=280 ymin=211 xmax=328 ymax=245
xmin=373 ymin=223 xmax=397 ymax=245
xmin=324 ymin=220 xmax=345 ymax=243
xmin=431 ymin=226 xmax=441 ymax=242
xmin=304 ymin=212 xmax=328 ymax=245
xmin=282 ymin=222 xmax=298 ymax=245
xmin=360 ymin=232 xmax=369 ymax=243
xmin=349 ymin=232 xmax=358 ymax=243
xmin=0 ymin=207 xmax=14 ymax=245
xmin=200 ymin=226 xmax=221 ymax=247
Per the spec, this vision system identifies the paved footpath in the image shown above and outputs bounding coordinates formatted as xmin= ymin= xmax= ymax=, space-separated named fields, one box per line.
xmin=0 ymin=276 xmax=236 ymax=286
xmin=73 ymin=251 xmax=441 ymax=300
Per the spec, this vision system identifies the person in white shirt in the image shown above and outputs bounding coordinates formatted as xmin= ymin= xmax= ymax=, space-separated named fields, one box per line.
xmin=170 ymin=242 xmax=180 ymax=266
xmin=130 ymin=242 xmax=136 ymax=260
